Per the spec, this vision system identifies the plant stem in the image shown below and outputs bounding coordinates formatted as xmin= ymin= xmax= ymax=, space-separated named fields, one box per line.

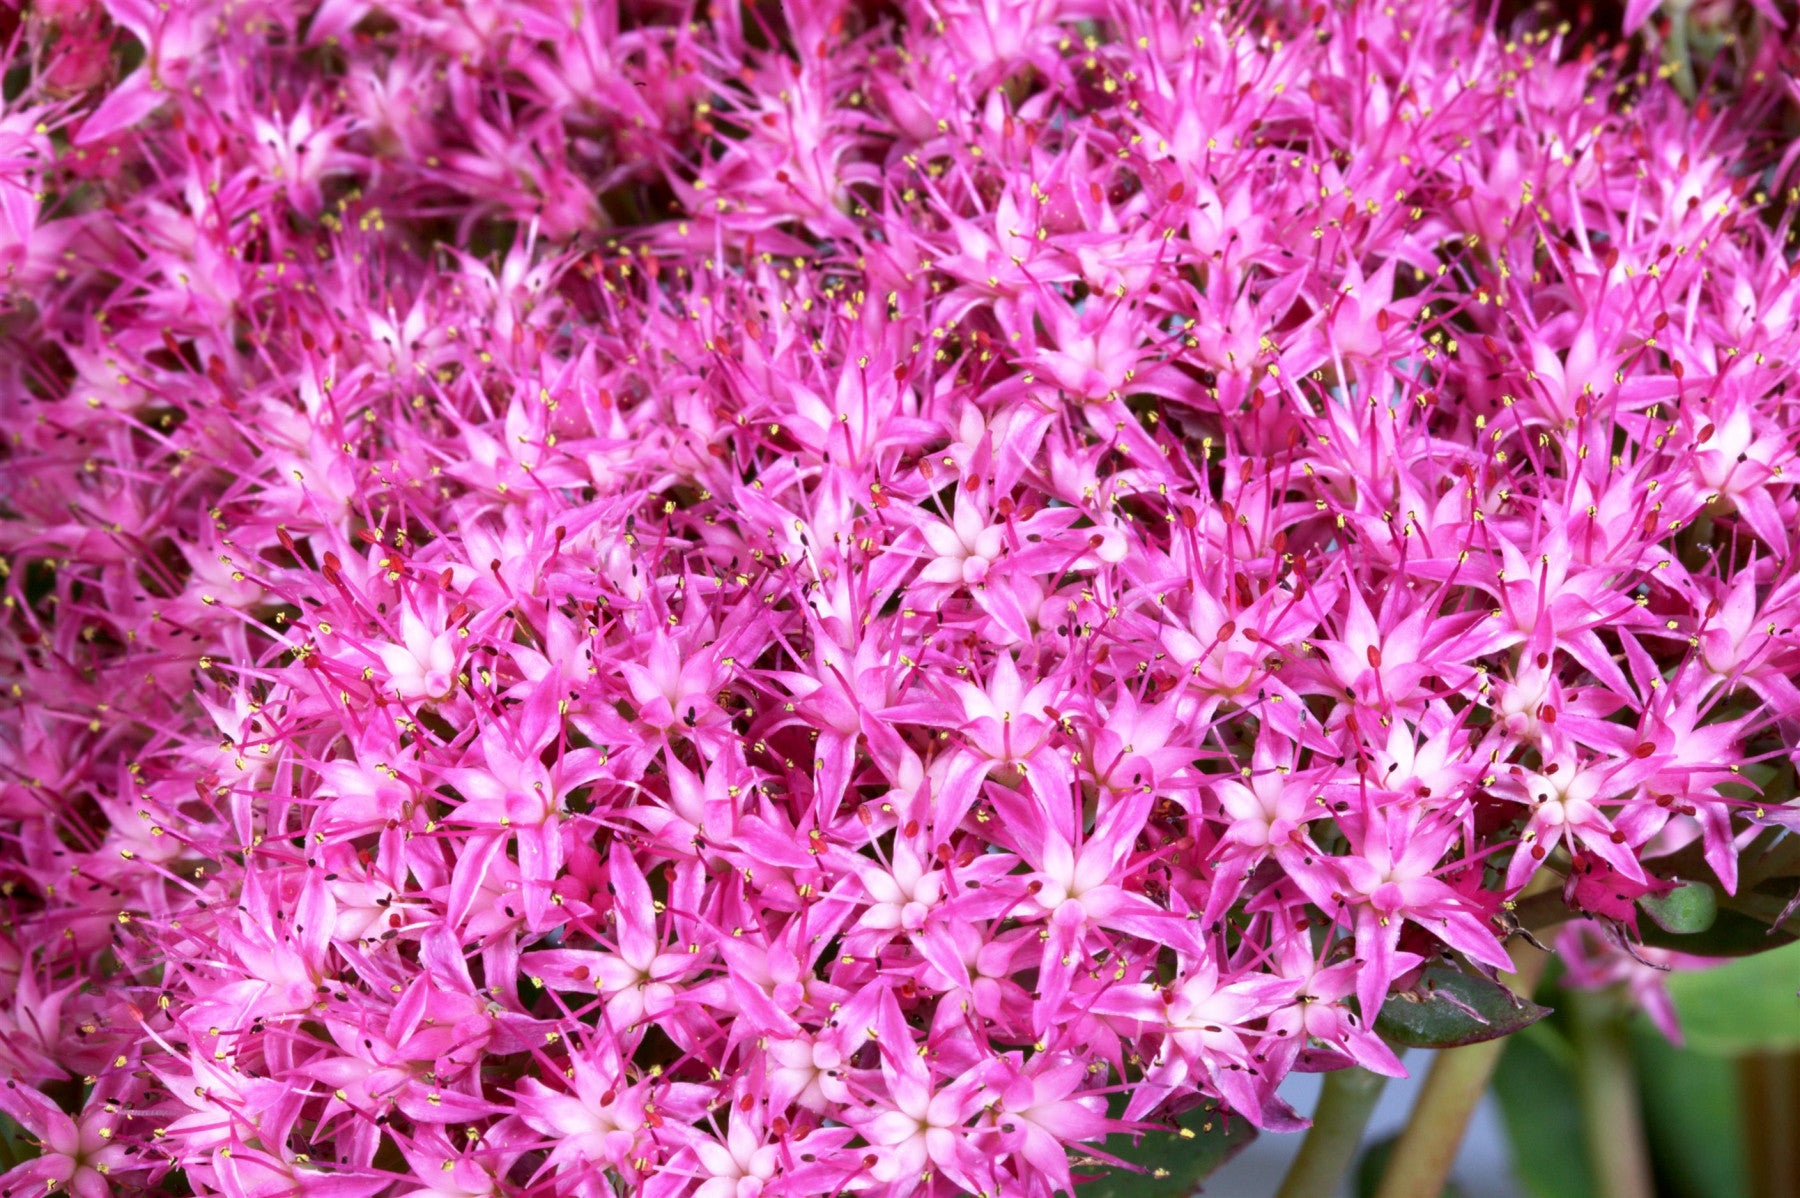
xmin=1274 ymin=1066 xmax=1391 ymax=1198
xmin=1667 ymin=10 xmax=1697 ymax=103
xmin=1738 ymin=1051 xmax=1800 ymax=1198
xmin=1373 ymin=941 xmax=1549 ymax=1198
xmin=1511 ymin=886 xmax=1574 ymax=938
xmin=1371 ymin=1035 xmax=1504 ymax=1198
xmin=1569 ymin=990 xmax=1653 ymax=1198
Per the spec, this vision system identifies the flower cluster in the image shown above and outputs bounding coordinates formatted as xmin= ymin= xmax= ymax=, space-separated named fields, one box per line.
xmin=2 ymin=1 xmax=1799 ymax=1196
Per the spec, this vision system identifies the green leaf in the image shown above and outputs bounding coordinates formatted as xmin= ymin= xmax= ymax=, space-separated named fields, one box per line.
xmin=1638 ymin=880 xmax=1717 ymax=934
xmin=1637 ymin=897 xmax=1796 ymax=957
xmin=0 ymin=1114 xmax=35 ymax=1172
xmin=1490 ymin=1029 xmax=1592 ymax=1198
xmin=1666 ymin=938 xmax=1800 ymax=1054
xmin=1079 ymin=1102 xmax=1256 ymax=1196
xmin=1374 ymin=963 xmax=1552 ymax=1049
xmin=1631 ymin=1019 xmax=1750 ymax=1198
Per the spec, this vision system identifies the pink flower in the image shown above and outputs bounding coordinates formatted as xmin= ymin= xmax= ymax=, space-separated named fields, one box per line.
xmin=0 ymin=1086 xmax=134 ymax=1198
xmin=846 ymin=994 xmax=995 ymax=1194
xmin=4 ymin=0 xmax=1799 ymax=1193
xmin=1095 ymin=958 xmax=1299 ymax=1125
xmin=525 ymin=845 xmax=706 ymax=1030
xmin=375 ymin=605 xmax=462 ymax=703
xmin=516 ymin=1039 xmax=711 ymax=1187
xmin=918 ymin=492 xmax=1007 ymax=588
xmin=1292 ymin=806 xmax=1514 ymax=1021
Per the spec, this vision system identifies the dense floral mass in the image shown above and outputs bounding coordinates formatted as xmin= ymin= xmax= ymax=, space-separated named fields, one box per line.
xmin=1 ymin=0 xmax=1799 ymax=1194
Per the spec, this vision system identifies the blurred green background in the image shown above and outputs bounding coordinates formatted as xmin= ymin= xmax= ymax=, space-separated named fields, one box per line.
xmin=1490 ymin=943 xmax=1800 ymax=1198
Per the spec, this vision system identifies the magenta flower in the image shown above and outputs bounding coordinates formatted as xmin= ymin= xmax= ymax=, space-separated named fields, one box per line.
xmin=2 ymin=1 xmax=1798 ymax=1196
xmin=0 ymin=1085 xmax=134 ymax=1198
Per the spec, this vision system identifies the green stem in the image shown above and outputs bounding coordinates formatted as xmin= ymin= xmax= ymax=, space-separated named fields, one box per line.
xmin=1667 ymin=10 xmax=1697 ymax=104
xmin=1373 ymin=942 xmax=1550 ymax=1198
xmin=1511 ymin=886 xmax=1575 ymax=938
xmin=0 ymin=1113 xmax=27 ymax=1171
xmin=1570 ymin=990 xmax=1654 ymax=1198
xmin=1737 ymin=1052 xmax=1800 ymax=1198
xmin=1371 ymin=1035 xmax=1505 ymax=1198
xmin=1274 ymin=1066 xmax=1391 ymax=1198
